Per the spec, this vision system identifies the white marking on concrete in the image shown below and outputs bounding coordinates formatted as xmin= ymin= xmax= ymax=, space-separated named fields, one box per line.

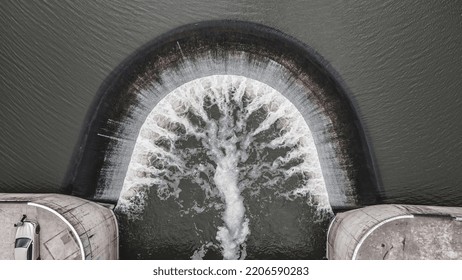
xmin=352 ymin=214 xmax=414 ymax=260
xmin=325 ymin=216 xmax=337 ymax=259
xmin=27 ymin=202 xmax=85 ymax=260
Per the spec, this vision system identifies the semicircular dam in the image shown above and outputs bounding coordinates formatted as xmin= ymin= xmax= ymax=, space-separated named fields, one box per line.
xmin=64 ymin=21 xmax=380 ymax=259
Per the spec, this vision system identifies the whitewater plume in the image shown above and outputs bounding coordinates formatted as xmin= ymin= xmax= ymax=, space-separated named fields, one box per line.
xmin=65 ymin=21 xmax=380 ymax=259
xmin=116 ymin=75 xmax=331 ymax=259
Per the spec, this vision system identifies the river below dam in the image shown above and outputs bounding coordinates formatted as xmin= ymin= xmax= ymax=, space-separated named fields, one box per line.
xmin=1 ymin=0 xmax=461 ymax=259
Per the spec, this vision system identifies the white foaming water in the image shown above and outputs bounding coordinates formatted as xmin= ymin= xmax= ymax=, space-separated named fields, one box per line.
xmin=213 ymin=144 xmax=250 ymax=260
xmin=116 ymin=75 xmax=331 ymax=259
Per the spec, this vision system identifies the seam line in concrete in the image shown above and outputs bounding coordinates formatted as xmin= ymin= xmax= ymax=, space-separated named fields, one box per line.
xmin=109 ymin=209 xmax=119 ymax=260
xmin=352 ymin=214 xmax=414 ymax=260
xmin=27 ymin=202 xmax=85 ymax=260
xmin=326 ymin=216 xmax=336 ymax=259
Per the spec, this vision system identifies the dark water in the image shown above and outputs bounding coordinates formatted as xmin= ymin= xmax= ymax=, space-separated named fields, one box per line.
xmin=61 ymin=22 xmax=365 ymax=260
xmin=1 ymin=0 xmax=462 ymax=259
xmin=113 ymin=74 xmax=333 ymax=259
xmin=117 ymin=190 xmax=330 ymax=260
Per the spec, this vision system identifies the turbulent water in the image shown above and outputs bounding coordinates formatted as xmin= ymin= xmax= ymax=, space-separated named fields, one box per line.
xmin=116 ymin=75 xmax=332 ymax=259
xmin=2 ymin=0 xmax=461 ymax=261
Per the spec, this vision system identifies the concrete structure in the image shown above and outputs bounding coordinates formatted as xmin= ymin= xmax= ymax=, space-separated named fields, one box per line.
xmin=327 ymin=204 xmax=462 ymax=260
xmin=0 ymin=193 xmax=118 ymax=260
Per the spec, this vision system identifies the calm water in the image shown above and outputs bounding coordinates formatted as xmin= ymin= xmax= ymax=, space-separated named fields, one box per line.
xmin=1 ymin=0 xmax=461 ymax=259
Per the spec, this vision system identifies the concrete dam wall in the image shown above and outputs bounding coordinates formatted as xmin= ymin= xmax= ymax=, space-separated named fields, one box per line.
xmin=63 ymin=21 xmax=381 ymax=210
xmin=327 ymin=204 xmax=462 ymax=260
xmin=0 ymin=193 xmax=118 ymax=260
xmin=59 ymin=21 xmax=384 ymax=259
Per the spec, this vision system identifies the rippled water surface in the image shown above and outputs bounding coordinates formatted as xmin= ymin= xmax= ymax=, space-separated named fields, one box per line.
xmin=1 ymin=0 xmax=461 ymax=259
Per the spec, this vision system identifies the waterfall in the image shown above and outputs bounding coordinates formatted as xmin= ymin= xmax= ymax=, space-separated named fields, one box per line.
xmin=116 ymin=75 xmax=331 ymax=259
xmin=65 ymin=21 xmax=379 ymax=259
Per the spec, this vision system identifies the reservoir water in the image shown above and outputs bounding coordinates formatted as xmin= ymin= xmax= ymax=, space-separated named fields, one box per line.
xmin=1 ymin=0 xmax=461 ymax=259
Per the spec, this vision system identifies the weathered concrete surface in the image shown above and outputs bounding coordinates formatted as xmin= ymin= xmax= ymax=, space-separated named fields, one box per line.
xmin=327 ymin=204 xmax=462 ymax=260
xmin=0 ymin=193 xmax=118 ymax=260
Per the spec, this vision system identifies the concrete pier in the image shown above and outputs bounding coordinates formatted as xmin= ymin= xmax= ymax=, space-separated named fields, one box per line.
xmin=0 ymin=193 xmax=118 ymax=260
xmin=327 ymin=204 xmax=462 ymax=260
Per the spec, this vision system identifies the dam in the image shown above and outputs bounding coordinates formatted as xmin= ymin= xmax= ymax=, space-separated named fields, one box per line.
xmin=62 ymin=21 xmax=380 ymax=259
xmin=0 ymin=193 xmax=118 ymax=260
xmin=327 ymin=204 xmax=462 ymax=260
xmin=3 ymin=194 xmax=461 ymax=260
xmin=2 ymin=0 xmax=461 ymax=260
xmin=1 ymin=10 xmax=460 ymax=259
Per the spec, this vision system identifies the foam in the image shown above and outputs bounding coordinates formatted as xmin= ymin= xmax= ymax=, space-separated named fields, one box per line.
xmin=115 ymin=75 xmax=332 ymax=259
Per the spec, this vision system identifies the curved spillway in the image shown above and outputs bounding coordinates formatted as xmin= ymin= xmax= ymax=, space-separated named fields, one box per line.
xmin=64 ymin=21 xmax=380 ymax=259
